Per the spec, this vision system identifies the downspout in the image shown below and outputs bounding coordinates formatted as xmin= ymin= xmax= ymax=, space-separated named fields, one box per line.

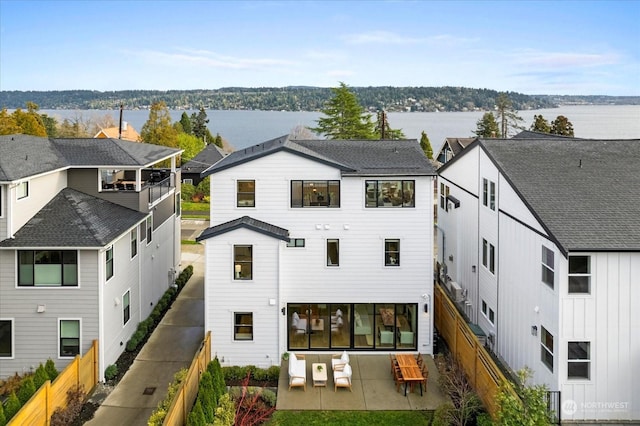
xmin=97 ymin=249 xmax=106 ymax=382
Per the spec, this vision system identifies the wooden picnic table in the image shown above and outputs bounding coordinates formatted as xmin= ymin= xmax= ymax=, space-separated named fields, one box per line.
xmin=395 ymin=354 xmax=425 ymax=396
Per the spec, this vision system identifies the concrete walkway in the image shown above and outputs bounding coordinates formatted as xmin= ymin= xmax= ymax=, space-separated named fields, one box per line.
xmin=276 ymin=353 xmax=448 ymax=411
xmin=86 ymin=242 xmax=205 ymax=425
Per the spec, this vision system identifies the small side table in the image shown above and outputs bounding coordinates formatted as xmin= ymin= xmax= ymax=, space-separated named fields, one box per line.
xmin=312 ymin=363 xmax=327 ymax=387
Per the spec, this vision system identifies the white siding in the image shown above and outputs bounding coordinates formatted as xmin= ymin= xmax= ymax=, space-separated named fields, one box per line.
xmin=559 ymin=252 xmax=640 ymax=422
xmin=10 ymin=171 xmax=67 ymax=234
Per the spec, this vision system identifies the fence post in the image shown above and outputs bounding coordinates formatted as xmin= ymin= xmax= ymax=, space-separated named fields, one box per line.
xmin=45 ymin=380 xmax=52 ymax=426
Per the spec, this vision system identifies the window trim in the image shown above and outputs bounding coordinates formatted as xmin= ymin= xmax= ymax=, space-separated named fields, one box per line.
xmin=384 ymin=239 xmax=400 ymax=267
xmin=130 ymin=228 xmax=138 ymax=259
xmin=540 ymin=326 xmax=554 ymax=372
xmin=123 ymin=290 xmax=131 ymax=326
xmin=0 ymin=318 xmax=14 ymax=359
xmin=234 ymin=312 xmax=254 ymax=341
xmin=17 ymin=181 xmax=29 ymax=200
xmin=18 ymin=250 xmax=79 ymax=287
xmin=237 ymin=180 xmax=256 ymax=208
xmin=234 ymin=245 xmax=253 ymax=280
xmin=568 ymin=255 xmax=591 ymax=294
xmin=542 ymin=245 xmax=555 ymax=289
xmin=286 ymin=238 xmax=305 ymax=248
xmin=146 ymin=216 xmax=153 ymax=245
xmin=327 ymin=239 xmax=340 ymax=267
xmin=106 ymin=246 xmax=114 ymax=281
xmin=567 ymin=341 xmax=591 ymax=380
xmin=59 ymin=318 xmax=81 ymax=359
xmin=366 ymin=180 xmax=415 ymax=208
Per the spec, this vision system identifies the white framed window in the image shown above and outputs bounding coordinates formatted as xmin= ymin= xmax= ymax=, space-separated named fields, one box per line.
xmin=182 ymin=178 xmax=193 ymax=185
xmin=482 ymin=239 xmax=495 ymax=274
xmin=327 ymin=239 xmax=340 ymax=266
xmin=146 ymin=216 xmax=153 ymax=244
xmin=540 ymin=326 xmax=554 ymax=372
xmin=123 ymin=290 xmax=131 ymax=326
xmin=234 ymin=245 xmax=253 ymax=280
xmin=482 ymin=178 xmax=496 ymax=210
xmin=0 ymin=319 xmax=14 ymax=358
xmin=130 ymin=229 xmax=137 ymax=259
xmin=106 ymin=246 xmax=114 ymax=281
xmin=237 ymin=180 xmax=255 ymax=207
xmin=385 ymin=239 xmax=400 ymax=266
xmin=17 ymin=181 xmax=29 ymax=200
xmin=234 ymin=312 xmax=253 ymax=340
xmin=568 ymin=342 xmax=590 ymax=379
xmin=286 ymin=238 xmax=305 ymax=247
xmin=542 ymin=246 xmax=555 ymax=289
xmin=439 ymin=182 xmax=449 ymax=210
xmin=489 ymin=308 xmax=495 ymax=324
xmin=481 ymin=300 xmax=487 ymax=315
xmin=568 ymin=255 xmax=591 ymax=294
xmin=59 ymin=319 xmax=80 ymax=358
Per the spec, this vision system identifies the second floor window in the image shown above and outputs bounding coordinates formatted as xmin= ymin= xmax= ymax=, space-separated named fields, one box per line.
xmin=237 ymin=180 xmax=255 ymax=207
xmin=385 ymin=239 xmax=400 ymax=266
xmin=234 ymin=245 xmax=253 ymax=280
xmin=568 ymin=255 xmax=591 ymax=294
xmin=291 ymin=180 xmax=340 ymax=207
xmin=482 ymin=239 xmax=495 ymax=274
xmin=540 ymin=326 xmax=554 ymax=372
xmin=106 ymin=246 xmax=114 ymax=280
xmin=542 ymin=246 xmax=555 ymax=289
xmin=439 ymin=182 xmax=449 ymax=210
xmin=130 ymin=229 xmax=137 ymax=258
xmin=17 ymin=181 xmax=29 ymax=200
xmin=366 ymin=180 xmax=415 ymax=208
xmin=18 ymin=250 xmax=78 ymax=287
xmin=482 ymin=178 xmax=496 ymax=210
xmin=327 ymin=239 xmax=340 ymax=266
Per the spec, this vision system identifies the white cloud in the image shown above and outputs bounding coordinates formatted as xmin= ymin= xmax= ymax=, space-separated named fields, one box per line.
xmin=132 ymin=48 xmax=297 ymax=70
xmin=342 ymin=31 xmax=477 ymax=46
xmin=327 ymin=69 xmax=355 ymax=78
xmin=513 ymin=49 xmax=621 ymax=69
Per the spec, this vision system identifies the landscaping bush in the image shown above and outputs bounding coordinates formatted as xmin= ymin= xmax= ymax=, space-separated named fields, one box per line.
xmin=266 ymin=366 xmax=280 ymax=382
xmin=187 ymin=399 xmax=206 ymax=426
xmin=181 ymin=183 xmax=196 ymax=201
xmin=0 ymin=404 xmax=6 ymax=426
xmin=0 ymin=373 xmax=22 ymax=397
xmin=4 ymin=391 xmax=21 ymax=421
xmin=45 ymin=359 xmax=59 ymax=381
xmin=213 ymin=393 xmax=235 ymax=426
xmin=148 ymin=368 xmax=188 ymax=426
xmin=33 ymin=364 xmax=50 ymax=389
xmin=104 ymin=364 xmax=118 ymax=381
xmin=50 ymin=385 xmax=84 ymax=426
xmin=17 ymin=376 xmax=36 ymax=405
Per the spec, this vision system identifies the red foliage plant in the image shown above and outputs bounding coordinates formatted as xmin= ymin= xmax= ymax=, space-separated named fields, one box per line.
xmin=233 ymin=372 xmax=276 ymax=426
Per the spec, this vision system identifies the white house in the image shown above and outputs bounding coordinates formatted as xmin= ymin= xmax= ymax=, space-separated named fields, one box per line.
xmin=436 ymin=135 xmax=640 ymax=422
xmin=197 ymin=135 xmax=436 ymax=367
xmin=0 ymin=135 xmax=182 ymax=380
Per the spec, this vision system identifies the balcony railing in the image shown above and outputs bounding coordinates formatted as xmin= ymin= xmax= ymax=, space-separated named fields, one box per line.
xmin=148 ymin=175 xmax=173 ymax=204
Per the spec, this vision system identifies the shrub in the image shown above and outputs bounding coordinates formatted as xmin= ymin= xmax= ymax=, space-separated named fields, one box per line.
xmin=33 ymin=364 xmax=49 ymax=389
xmin=148 ymin=368 xmax=188 ymax=426
xmin=187 ymin=399 xmax=206 ymax=426
xmin=212 ymin=393 xmax=235 ymax=426
xmin=0 ymin=403 xmax=6 ymax=426
xmin=17 ymin=376 xmax=36 ymax=405
xmin=45 ymin=359 xmax=59 ymax=381
xmin=126 ymin=334 xmax=140 ymax=352
xmin=197 ymin=371 xmax=216 ymax=423
xmin=181 ymin=183 xmax=196 ymax=201
xmin=50 ymin=385 xmax=84 ymax=426
xmin=4 ymin=391 xmax=21 ymax=420
xmin=261 ymin=389 xmax=277 ymax=407
xmin=105 ymin=364 xmax=118 ymax=381
xmin=266 ymin=366 xmax=280 ymax=382
xmin=0 ymin=373 xmax=23 ymax=397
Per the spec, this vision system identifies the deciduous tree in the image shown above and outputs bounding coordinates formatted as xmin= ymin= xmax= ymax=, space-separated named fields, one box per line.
xmin=420 ymin=131 xmax=434 ymax=159
xmin=140 ymin=101 xmax=179 ymax=148
xmin=0 ymin=108 xmax=21 ymax=135
xmin=495 ymin=368 xmax=555 ymax=425
xmin=551 ymin=115 xmax=574 ymax=136
xmin=177 ymin=133 xmax=203 ymax=164
xmin=309 ymin=82 xmax=376 ymax=139
xmin=474 ymin=112 xmax=500 ymax=138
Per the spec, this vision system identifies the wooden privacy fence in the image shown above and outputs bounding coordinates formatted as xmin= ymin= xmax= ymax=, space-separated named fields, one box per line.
xmin=8 ymin=340 xmax=99 ymax=426
xmin=162 ymin=331 xmax=211 ymax=426
xmin=434 ymin=284 xmax=518 ymax=417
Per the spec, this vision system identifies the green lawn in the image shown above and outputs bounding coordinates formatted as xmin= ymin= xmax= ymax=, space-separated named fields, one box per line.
xmin=266 ymin=410 xmax=433 ymax=426
xmin=181 ymin=201 xmax=210 ymax=212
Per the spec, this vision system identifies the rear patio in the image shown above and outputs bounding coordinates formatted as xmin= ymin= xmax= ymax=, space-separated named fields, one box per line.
xmin=276 ymin=354 xmax=448 ymax=411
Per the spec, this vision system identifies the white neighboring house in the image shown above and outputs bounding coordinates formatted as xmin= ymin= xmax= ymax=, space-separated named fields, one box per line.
xmin=0 ymin=134 xmax=182 ymax=380
xmin=436 ymin=135 xmax=640 ymax=422
xmin=197 ymin=135 xmax=436 ymax=367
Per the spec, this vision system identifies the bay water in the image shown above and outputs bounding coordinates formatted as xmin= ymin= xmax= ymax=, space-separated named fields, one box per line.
xmin=41 ymin=105 xmax=640 ymax=152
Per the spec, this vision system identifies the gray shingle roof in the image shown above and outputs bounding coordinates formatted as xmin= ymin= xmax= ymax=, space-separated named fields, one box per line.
xmin=480 ymin=137 xmax=640 ymax=252
xmin=444 ymin=137 xmax=476 ymax=156
xmin=202 ymin=135 xmax=435 ymax=177
xmin=0 ymin=135 xmax=181 ymax=181
xmin=196 ymin=215 xmax=289 ymax=242
xmin=0 ymin=188 xmax=147 ymax=248
xmin=182 ymin=144 xmax=226 ymax=174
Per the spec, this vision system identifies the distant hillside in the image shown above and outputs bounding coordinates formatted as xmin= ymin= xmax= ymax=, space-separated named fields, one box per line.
xmin=1 ymin=87 xmax=637 ymax=112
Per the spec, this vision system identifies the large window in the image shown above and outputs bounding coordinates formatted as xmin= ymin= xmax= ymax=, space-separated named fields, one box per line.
xmin=327 ymin=239 xmax=340 ymax=266
xmin=385 ymin=239 xmax=400 ymax=266
xmin=542 ymin=246 xmax=555 ymax=289
xmin=18 ymin=250 xmax=78 ymax=287
xmin=366 ymin=180 xmax=415 ymax=208
xmin=234 ymin=313 xmax=253 ymax=340
xmin=106 ymin=246 xmax=114 ymax=281
xmin=237 ymin=180 xmax=255 ymax=207
xmin=59 ymin=319 xmax=80 ymax=357
xmin=0 ymin=319 xmax=13 ymax=358
xmin=568 ymin=342 xmax=590 ymax=379
xmin=234 ymin=245 xmax=253 ymax=280
xmin=130 ymin=229 xmax=138 ymax=259
xmin=291 ymin=180 xmax=340 ymax=207
xmin=17 ymin=181 xmax=29 ymax=200
xmin=568 ymin=256 xmax=591 ymax=294
xmin=482 ymin=178 xmax=495 ymax=210
xmin=540 ymin=326 xmax=554 ymax=372
xmin=123 ymin=290 xmax=131 ymax=325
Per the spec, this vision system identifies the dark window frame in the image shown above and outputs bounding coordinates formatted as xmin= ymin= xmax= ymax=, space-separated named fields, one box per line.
xmin=0 ymin=319 xmax=13 ymax=358
xmin=237 ymin=180 xmax=256 ymax=207
xmin=234 ymin=312 xmax=253 ymax=341
xmin=59 ymin=319 xmax=80 ymax=358
xmin=18 ymin=250 xmax=78 ymax=287
xmin=568 ymin=255 xmax=591 ymax=294
xmin=384 ymin=239 xmax=400 ymax=266
xmin=287 ymin=238 xmax=305 ymax=248
xmin=366 ymin=180 xmax=415 ymax=208
xmin=327 ymin=239 xmax=340 ymax=266
xmin=540 ymin=326 xmax=554 ymax=372
xmin=291 ymin=180 xmax=340 ymax=208
xmin=234 ymin=245 xmax=253 ymax=280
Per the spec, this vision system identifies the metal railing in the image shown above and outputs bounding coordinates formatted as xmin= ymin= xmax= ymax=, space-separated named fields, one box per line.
xmin=148 ymin=175 xmax=173 ymax=204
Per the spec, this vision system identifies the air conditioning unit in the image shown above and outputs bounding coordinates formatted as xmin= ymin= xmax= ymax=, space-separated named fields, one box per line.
xmin=448 ymin=281 xmax=463 ymax=302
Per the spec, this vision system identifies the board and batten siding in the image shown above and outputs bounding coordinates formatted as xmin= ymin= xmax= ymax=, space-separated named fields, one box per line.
xmin=206 ymin=151 xmax=434 ymax=363
xmin=203 ymin=228 xmax=280 ymax=368
xmin=0 ymin=250 xmax=99 ymax=378
xmin=559 ymin=251 xmax=640 ymax=422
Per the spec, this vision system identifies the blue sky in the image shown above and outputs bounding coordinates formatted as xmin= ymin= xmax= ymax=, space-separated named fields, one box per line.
xmin=1 ymin=0 xmax=639 ymax=95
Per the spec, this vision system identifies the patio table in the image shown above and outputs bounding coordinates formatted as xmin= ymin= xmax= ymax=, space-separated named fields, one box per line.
xmin=395 ymin=354 xmax=424 ymax=396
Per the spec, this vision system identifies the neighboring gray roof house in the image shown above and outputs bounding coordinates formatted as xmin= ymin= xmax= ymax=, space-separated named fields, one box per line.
xmin=181 ymin=143 xmax=227 ymax=186
xmin=202 ymin=135 xmax=435 ymax=178
xmin=435 ymin=137 xmax=476 ymax=167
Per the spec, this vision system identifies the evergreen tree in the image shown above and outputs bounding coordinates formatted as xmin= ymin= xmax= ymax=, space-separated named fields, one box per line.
xmin=17 ymin=376 xmax=36 ymax=405
xmin=179 ymin=111 xmax=193 ymax=135
xmin=140 ymin=101 xmax=179 ymax=148
xmin=0 ymin=402 xmax=6 ymax=426
xmin=495 ymin=93 xmax=523 ymax=137
xmin=474 ymin=112 xmax=500 ymax=138
xmin=45 ymin=359 xmax=59 ymax=380
xmin=40 ymin=113 xmax=58 ymax=137
xmin=530 ymin=114 xmax=551 ymax=133
xmin=33 ymin=364 xmax=50 ymax=389
xmin=187 ymin=399 xmax=206 ymax=426
xmin=214 ymin=133 xmax=223 ymax=148
xmin=420 ymin=131 xmax=434 ymax=159
xmin=4 ymin=392 xmax=20 ymax=421
xmin=309 ymin=82 xmax=376 ymax=139
xmin=550 ymin=115 xmax=575 ymax=136
xmin=374 ymin=110 xmax=405 ymax=139
xmin=191 ymin=107 xmax=215 ymax=144
xmin=198 ymin=371 xmax=215 ymax=423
